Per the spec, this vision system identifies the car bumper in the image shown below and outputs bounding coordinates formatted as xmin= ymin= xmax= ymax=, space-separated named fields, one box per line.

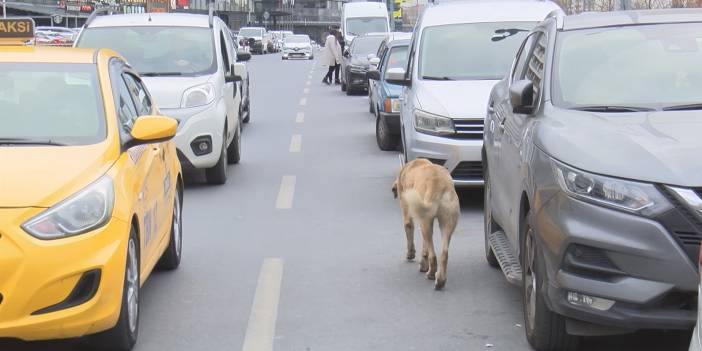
xmin=535 ymin=192 xmax=698 ymax=331
xmin=347 ymin=71 xmax=369 ymax=90
xmin=161 ymin=103 xmax=225 ymax=170
xmin=282 ymin=51 xmax=312 ymax=59
xmin=379 ymin=112 xmax=401 ymax=135
xmin=404 ymin=128 xmax=483 ymax=187
xmin=0 ymin=208 xmax=128 ymax=340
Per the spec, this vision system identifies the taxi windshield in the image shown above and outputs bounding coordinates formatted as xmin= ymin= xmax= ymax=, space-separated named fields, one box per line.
xmin=0 ymin=63 xmax=106 ymax=146
xmin=77 ymin=26 xmax=216 ymax=76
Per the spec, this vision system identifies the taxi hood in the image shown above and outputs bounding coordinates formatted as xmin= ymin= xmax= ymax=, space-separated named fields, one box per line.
xmin=415 ymin=80 xmax=499 ymax=118
xmin=537 ymin=107 xmax=702 ymax=187
xmin=0 ymin=144 xmax=115 ymax=208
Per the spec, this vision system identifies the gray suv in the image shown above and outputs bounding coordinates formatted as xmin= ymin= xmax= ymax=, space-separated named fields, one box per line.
xmin=484 ymin=9 xmax=702 ymax=350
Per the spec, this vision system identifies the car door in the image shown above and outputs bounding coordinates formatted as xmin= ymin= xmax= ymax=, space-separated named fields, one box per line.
xmin=110 ymin=60 xmax=161 ymax=269
xmin=123 ymin=71 xmax=170 ymax=263
xmin=400 ymin=31 xmax=419 ymax=162
xmin=487 ymin=34 xmax=536 ymax=234
xmin=501 ymin=31 xmax=546 ymax=244
xmin=372 ymin=46 xmax=389 ymax=111
xmin=218 ymin=27 xmax=237 ymax=145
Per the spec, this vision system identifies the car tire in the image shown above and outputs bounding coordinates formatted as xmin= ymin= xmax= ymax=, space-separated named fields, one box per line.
xmin=205 ymin=127 xmax=228 ymax=185
xmin=243 ymin=98 xmax=251 ymax=124
xmin=484 ymin=166 xmax=500 ymax=268
xmin=369 ymin=98 xmax=375 ymax=113
xmin=376 ymin=115 xmax=399 ymax=151
xmin=157 ymin=185 xmax=183 ymax=270
xmin=90 ymin=227 xmax=140 ymax=351
xmin=522 ymin=211 xmax=579 ymax=351
xmin=346 ymin=85 xmax=354 ymax=96
xmin=227 ymin=120 xmax=241 ymax=164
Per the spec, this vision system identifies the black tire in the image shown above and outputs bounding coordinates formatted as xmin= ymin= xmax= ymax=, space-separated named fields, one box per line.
xmin=205 ymin=127 xmax=228 ymax=185
xmin=522 ymin=211 xmax=579 ymax=351
xmin=341 ymin=81 xmax=347 ymax=92
xmin=376 ymin=115 xmax=399 ymax=151
xmin=90 ymin=227 xmax=140 ymax=351
xmin=227 ymin=121 xmax=241 ymax=164
xmin=369 ymin=98 xmax=375 ymax=113
xmin=243 ymin=98 xmax=251 ymax=124
xmin=484 ymin=166 xmax=500 ymax=268
xmin=157 ymin=184 xmax=182 ymax=270
xmin=346 ymin=84 xmax=354 ymax=96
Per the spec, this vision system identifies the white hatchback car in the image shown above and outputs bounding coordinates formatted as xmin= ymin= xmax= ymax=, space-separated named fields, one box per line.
xmin=77 ymin=13 xmax=249 ymax=185
xmin=387 ymin=0 xmax=562 ymax=186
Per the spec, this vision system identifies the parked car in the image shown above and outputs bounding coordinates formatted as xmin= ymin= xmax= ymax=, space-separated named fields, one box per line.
xmin=239 ymin=27 xmax=269 ymax=54
xmin=77 ymin=12 xmax=250 ymax=185
xmin=282 ymin=34 xmax=314 ymax=60
xmin=340 ymin=33 xmax=386 ymax=95
xmin=483 ymin=9 xmax=702 ymax=351
xmin=230 ymin=31 xmax=252 ymax=124
xmin=387 ymin=0 xmax=560 ymax=186
xmin=367 ymin=34 xmax=410 ymax=150
xmin=341 ymin=1 xmax=390 ymax=43
xmin=36 ymin=26 xmax=78 ymax=42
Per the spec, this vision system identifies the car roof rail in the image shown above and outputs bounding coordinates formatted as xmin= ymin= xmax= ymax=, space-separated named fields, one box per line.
xmin=546 ymin=9 xmax=565 ymax=29
xmin=84 ymin=6 xmax=117 ymax=28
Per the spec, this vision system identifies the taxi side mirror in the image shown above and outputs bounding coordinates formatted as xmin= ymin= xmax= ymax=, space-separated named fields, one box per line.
xmin=510 ymin=79 xmax=535 ymax=115
xmin=126 ymin=115 xmax=177 ymax=148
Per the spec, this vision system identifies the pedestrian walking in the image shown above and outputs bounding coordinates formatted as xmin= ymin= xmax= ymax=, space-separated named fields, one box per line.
xmin=333 ymin=30 xmax=344 ymax=84
xmin=322 ymin=30 xmax=342 ymax=85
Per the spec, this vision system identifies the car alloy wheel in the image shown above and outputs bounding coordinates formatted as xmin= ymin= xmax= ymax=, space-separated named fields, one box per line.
xmin=523 ymin=228 xmax=537 ymax=331
xmin=126 ymin=238 xmax=139 ymax=334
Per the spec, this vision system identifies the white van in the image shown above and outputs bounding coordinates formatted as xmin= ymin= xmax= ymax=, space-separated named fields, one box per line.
xmin=341 ymin=2 xmax=390 ymax=42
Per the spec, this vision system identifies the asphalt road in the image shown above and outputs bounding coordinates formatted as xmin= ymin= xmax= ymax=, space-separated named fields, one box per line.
xmin=1 ymin=52 xmax=694 ymax=351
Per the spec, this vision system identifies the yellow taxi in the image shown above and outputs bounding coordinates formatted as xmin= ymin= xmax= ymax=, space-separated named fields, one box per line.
xmin=0 ymin=18 xmax=183 ymax=350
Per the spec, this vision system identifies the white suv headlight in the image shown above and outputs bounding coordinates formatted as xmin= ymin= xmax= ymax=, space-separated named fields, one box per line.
xmin=551 ymin=160 xmax=671 ymax=216
xmin=22 ymin=176 xmax=115 ymax=240
xmin=414 ymin=109 xmax=455 ymax=136
xmin=181 ymin=83 xmax=215 ymax=108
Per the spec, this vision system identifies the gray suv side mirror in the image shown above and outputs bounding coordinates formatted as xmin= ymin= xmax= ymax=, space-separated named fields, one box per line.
xmin=386 ymin=67 xmax=410 ymax=86
xmin=510 ymin=79 xmax=534 ymax=114
xmin=367 ymin=70 xmax=381 ymax=81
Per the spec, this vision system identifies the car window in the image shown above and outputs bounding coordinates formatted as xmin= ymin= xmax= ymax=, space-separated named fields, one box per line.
xmin=377 ymin=46 xmax=389 ymax=72
xmin=115 ymin=74 xmax=139 ymax=134
xmin=0 ymin=63 xmax=106 ymax=145
xmin=78 ymin=26 xmax=216 ymax=76
xmin=346 ymin=17 xmax=388 ymax=37
xmin=351 ymin=37 xmax=384 ymax=55
xmin=511 ymin=34 xmax=536 ymax=84
xmin=525 ymin=33 xmax=546 ymax=99
xmin=220 ymin=31 xmax=231 ymax=76
xmin=553 ymin=22 xmax=702 ymax=109
xmin=419 ymin=21 xmax=536 ymax=81
xmin=122 ymin=73 xmax=152 ymax=117
xmin=384 ymin=46 xmax=409 ymax=79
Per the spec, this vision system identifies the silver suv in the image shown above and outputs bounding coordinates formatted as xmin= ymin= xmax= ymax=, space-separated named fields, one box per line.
xmin=387 ymin=0 xmax=561 ymax=186
xmin=484 ymin=9 xmax=702 ymax=350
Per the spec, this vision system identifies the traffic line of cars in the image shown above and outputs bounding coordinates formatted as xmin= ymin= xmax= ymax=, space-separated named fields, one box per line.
xmin=341 ymin=1 xmax=702 ymax=350
xmin=0 ymin=8 xmax=254 ymax=350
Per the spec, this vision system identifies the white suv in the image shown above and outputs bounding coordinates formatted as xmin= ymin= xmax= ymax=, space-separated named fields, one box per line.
xmin=387 ymin=0 xmax=561 ymax=187
xmin=77 ymin=13 xmax=249 ymax=184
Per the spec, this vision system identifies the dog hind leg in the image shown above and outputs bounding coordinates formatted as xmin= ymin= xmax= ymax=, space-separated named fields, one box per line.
xmin=420 ymin=218 xmax=437 ymax=280
xmin=403 ymin=205 xmax=416 ymax=260
xmin=435 ymin=210 xmax=458 ymax=290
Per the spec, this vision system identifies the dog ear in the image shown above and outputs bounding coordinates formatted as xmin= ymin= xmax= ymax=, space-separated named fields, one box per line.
xmin=392 ymin=180 xmax=398 ymax=199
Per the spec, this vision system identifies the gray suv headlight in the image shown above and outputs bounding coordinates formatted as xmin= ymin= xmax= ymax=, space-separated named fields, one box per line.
xmin=551 ymin=159 xmax=671 ymax=216
xmin=414 ymin=109 xmax=455 ymax=136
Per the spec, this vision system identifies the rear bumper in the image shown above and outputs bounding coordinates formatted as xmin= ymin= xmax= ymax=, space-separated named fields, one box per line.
xmin=0 ymin=208 xmax=128 ymax=340
xmin=282 ymin=51 xmax=312 ymax=59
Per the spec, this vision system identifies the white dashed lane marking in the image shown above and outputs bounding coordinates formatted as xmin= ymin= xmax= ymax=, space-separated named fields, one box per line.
xmin=296 ymin=112 xmax=304 ymax=123
xmin=299 ymin=98 xmax=307 ymax=106
xmin=275 ymin=175 xmax=296 ymax=209
xmin=241 ymin=258 xmax=284 ymax=351
xmin=289 ymin=134 xmax=302 ymax=153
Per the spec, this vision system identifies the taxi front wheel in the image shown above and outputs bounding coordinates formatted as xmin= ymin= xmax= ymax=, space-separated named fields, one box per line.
xmin=90 ymin=228 xmax=140 ymax=351
xmin=157 ymin=185 xmax=183 ymax=270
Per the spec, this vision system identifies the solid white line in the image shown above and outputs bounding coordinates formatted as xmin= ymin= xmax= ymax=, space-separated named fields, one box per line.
xmin=295 ymin=112 xmax=304 ymax=123
xmin=289 ymin=134 xmax=302 ymax=153
xmin=241 ymin=258 xmax=284 ymax=351
xmin=275 ymin=175 xmax=296 ymax=209
xmin=299 ymin=98 xmax=307 ymax=106
xmin=303 ymin=88 xmax=309 ymax=94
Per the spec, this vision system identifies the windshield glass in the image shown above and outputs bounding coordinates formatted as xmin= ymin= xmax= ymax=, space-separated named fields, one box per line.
xmin=384 ymin=45 xmax=408 ymax=79
xmin=351 ymin=36 xmax=384 ymax=55
xmin=240 ymin=28 xmax=263 ymax=37
xmin=419 ymin=22 xmax=534 ymax=81
xmin=78 ymin=26 xmax=216 ymax=76
xmin=286 ymin=35 xmax=310 ymax=44
xmin=0 ymin=63 xmax=105 ymax=145
xmin=346 ymin=17 xmax=388 ymax=37
xmin=553 ymin=23 xmax=702 ymax=109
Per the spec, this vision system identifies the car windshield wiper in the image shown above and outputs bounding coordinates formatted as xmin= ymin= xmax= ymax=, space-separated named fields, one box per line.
xmin=662 ymin=103 xmax=702 ymax=111
xmin=139 ymin=72 xmax=184 ymax=77
xmin=0 ymin=138 xmax=66 ymax=146
xmin=422 ymin=76 xmax=454 ymax=81
xmin=571 ymin=105 xmax=655 ymax=113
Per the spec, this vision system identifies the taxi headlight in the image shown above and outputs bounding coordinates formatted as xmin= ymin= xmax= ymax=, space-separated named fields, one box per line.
xmin=181 ymin=83 xmax=215 ymax=108
xmin=551 ymin=160 xmax=671 ymax=216
xmin=414 ymin=109 xmax=455 ymax=136
xmin=22 ymin=176 xmax=114 ymax=240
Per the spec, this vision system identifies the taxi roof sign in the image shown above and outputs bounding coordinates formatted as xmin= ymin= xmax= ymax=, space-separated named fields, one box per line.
xmin=0 ymin=18 xmax=35 ymax=45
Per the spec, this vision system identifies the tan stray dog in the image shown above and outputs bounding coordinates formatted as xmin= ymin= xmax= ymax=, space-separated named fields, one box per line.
xmin=392 ymin=159 xmax=460 ymax=290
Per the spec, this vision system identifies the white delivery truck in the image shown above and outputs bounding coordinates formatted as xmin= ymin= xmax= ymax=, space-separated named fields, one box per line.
xmin=341 ymin=2 xmax=390 ymax=42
